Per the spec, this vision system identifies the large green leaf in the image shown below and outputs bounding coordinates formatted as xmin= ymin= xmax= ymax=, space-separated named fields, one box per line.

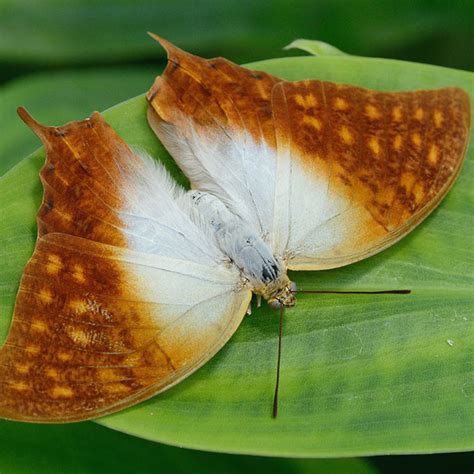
xmin=0 ymin=67 xmax=156 ymax=176
xmin=0 ymin=54 xmax=472 ymax=457
xmin=0 ymin=421 xmax=377 ymax=474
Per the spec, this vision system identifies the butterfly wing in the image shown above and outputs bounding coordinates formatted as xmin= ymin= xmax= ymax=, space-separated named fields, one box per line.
xmin=271 ymin=81 xmax=471 ymax=269
xmin=147 ymin=39 xmax=470 ymax=272
xmin=0 ymin=110 xmax=251 ymax=422
xmin=146 ymin=35 xmax=280 ymax=239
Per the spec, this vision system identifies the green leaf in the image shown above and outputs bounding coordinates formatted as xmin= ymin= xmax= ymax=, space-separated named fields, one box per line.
xmin=0 ymin=67 xmax=156 ymax=176
xmin=0 ymin=420 xmax=378 ymax=474
xmin=0 ymin=54 xmax=473 ymax=457
xmin=284 ymin=39 xmax=347 ymax=56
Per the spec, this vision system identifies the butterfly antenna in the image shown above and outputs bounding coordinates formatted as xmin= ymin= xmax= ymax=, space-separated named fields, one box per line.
xmin=293 ymin=289 xmax=411 ymax=295
xmin=272 ymin=305 xmax=284 ymax=419
xmin=271 ymin=289 xmax=409 ymax=418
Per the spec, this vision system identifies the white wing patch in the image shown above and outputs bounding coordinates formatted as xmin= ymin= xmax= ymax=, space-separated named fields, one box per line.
xmin=114 ymin=149 xmax=225 ymax=265
xmin=129 ymin=253 xmax=251 ymax=362
xmin=272 ymin=150 xmax=353 ymax=261
xmin=103 ymin=149 xmax=254 ymax=333
xmin=148 ymin=110 xmax=277 ymax=241
xmin=148 ymin=109 xmax=367 ymax=270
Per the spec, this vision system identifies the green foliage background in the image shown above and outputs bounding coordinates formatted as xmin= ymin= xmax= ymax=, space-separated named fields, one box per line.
xmin=0 ymin=1 xmax=472 ymax=472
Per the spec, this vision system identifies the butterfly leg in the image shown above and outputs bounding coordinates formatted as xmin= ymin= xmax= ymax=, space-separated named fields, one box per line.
xmin=256 ymin=295 xmax=262 ymax=308
xmin=246 ymin=301 xmax=252 ymax=316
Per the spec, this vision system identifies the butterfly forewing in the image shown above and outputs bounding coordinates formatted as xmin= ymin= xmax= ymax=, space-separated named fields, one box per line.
xmin=0 ymin=110 xmax=251 ymax=422
xmin=271 ymin=81 xmax=470 ymax=269
xmin=147 ymin=35 xmax=278 ymax=147
xmin=25 ymin=109 xmax=149 ymax=247
xmin=147 ymin=35 xmax=280 ymax=237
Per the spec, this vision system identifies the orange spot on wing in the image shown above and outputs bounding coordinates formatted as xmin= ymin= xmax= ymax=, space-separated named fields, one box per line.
xmin=295 ymin=94 xmax=317 ymax=108
xmin=61 ymin=211 xmax=73 ymax=222
xmin=38 ymin=288 xmax=53 ymax=304
xmin=334 ymin=97 xmax=349 ymax=110
xmin=412 ymin=183 xmax=425 ymax=204
xmin=415 ymin=108 xmax=424 ymax=120
xmin=11 ymin=381 xmax=29 ymax=392
xmin=31 ymin=319 xmax=48 ymax=333
xmin=411 ymin=133 xmax=422 ymax=147
xmin=302 ymin=115 xmax=322 ymax=131
xmin=45 ymin=367 xmax=59 ymax=379
xmin=392 ymin=106 xmax=402 ymax=122
xmin=365 ymin=104 xmax=381 ymax=120
xmin=51 ymin=386 xmax=74 ymax=398
xmin=428 ymin=144 xmax=439 ymax=164
xmin=58 ymin=351 xmax=73 ymax=362
xmin=368 ymin=136 xmax=381 ymax=156
xmin=16 ymin=363 xmax=30 ymax=374
xmin=72 ymin=264 xmax=86 ymax=283
xmin=401 ymin=172 xmax=416 ymax=189
xmin=339 ymin=126 xmax=354 ymax=144
xmin=105 ymin=383 xmax=131 ymax=394
xmin=434 ymin=110 xmax=444 ymax=127
xmin=46 ymin=254 xmax=62 ymax=275
xmin=25 ymin=345 xmax=40 ymax=356
xmin=69 ymin=299 xmax=88 ymax=314
xmin=393 ymin=134 xmax=403 ymax=151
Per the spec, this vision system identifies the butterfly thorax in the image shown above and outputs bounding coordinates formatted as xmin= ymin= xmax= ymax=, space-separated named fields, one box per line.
xmin=186 ymin=191 xmax=296 ymax=308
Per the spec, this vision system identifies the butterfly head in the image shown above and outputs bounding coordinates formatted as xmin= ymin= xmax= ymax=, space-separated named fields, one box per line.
xmin=267 ymin=280 xmax=297 ymax=309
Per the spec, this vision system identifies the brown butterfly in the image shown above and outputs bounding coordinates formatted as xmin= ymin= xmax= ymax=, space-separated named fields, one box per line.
xmin=0 ymin=35 xmax=470 ymax=422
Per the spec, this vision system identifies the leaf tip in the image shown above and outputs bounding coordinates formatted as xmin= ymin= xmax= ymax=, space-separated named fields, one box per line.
xmin=284 ymin=39 xmax=347 ymax=57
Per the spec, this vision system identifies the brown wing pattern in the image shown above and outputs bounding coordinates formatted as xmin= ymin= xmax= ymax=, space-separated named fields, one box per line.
xmin=0 ymin=111 xmax=250 ymax=422
xmin=19 ymin=108 xmax=138 ymax=246
xmin=147 ymin=34 xmax=279 ymax=148
xmin=272 ymin=81 xmax=470 ymax=268
xmin=0 ymin=234 xmax=171 ymax=421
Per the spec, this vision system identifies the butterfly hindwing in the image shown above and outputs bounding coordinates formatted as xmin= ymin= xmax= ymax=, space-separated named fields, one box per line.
xmin=0 ymin=110 xmax=251 ymax=422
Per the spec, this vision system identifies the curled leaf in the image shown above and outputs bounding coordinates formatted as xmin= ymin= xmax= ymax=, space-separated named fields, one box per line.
xmin=284 ymin=39 xmax=348 ymax=57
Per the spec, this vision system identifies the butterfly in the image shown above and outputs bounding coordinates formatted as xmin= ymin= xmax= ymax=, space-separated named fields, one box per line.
xmin=0 ymin=35 xmax=470 ymax=422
